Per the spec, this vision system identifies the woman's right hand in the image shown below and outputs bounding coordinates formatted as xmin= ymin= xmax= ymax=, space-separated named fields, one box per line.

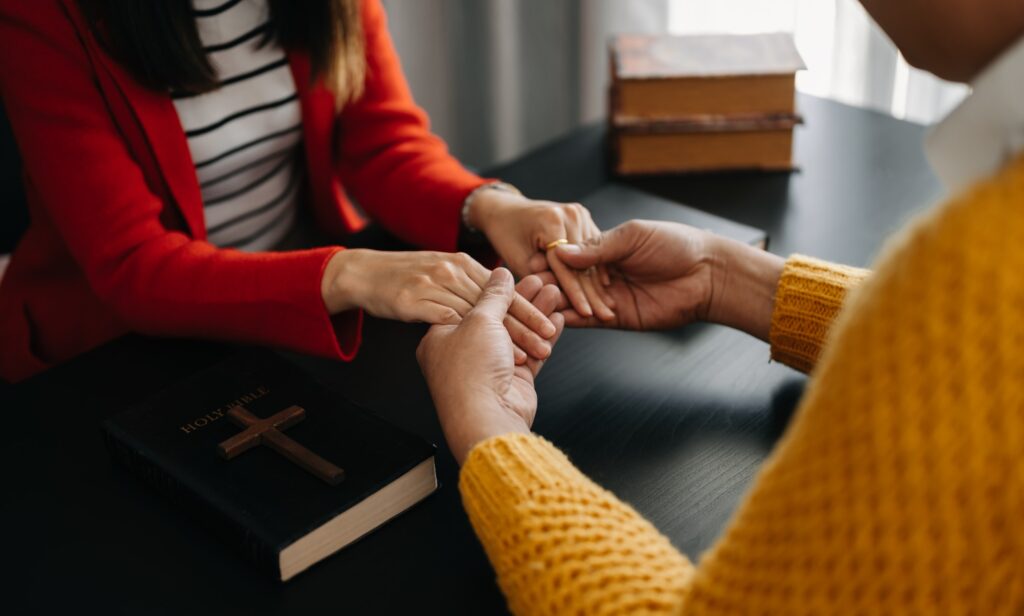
xmin=321 ymin=249 xmax=558 ymax=363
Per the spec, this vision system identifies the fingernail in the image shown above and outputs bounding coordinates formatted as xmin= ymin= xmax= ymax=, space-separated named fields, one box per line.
xmin=558 ymin=244 xmax=582 ymax=255
xmin=541 ymin=319 xmax=557 ymax=337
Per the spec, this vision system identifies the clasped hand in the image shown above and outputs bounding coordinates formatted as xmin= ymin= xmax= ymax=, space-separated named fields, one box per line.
xmin=418 ymin=269 xmax=565 ymax=464
xmin=465 ymin=188 xmax=617 ymax=322
xmin=418 ymin=220 xmax=786 ymax=464
xmin=321 ymin=192 xmax=617 ymax=365
xmin=322 ymin=248 xmax=558 ymax=365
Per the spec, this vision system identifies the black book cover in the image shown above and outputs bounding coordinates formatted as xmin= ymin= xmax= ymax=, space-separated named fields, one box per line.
xmin=102 ymin=350 xmax=436 ymax=581
xmin=585 ymin=183 xmax=769 ymax=249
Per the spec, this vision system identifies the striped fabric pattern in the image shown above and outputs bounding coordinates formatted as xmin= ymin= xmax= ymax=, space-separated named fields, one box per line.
xmin=173 ymin=0 xmax=302 ymax=251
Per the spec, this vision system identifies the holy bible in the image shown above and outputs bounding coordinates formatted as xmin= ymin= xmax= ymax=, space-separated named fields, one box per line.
xmin=102 ymin=350 xmax=437 ymax=582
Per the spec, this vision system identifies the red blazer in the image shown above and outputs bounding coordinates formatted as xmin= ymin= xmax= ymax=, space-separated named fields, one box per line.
xmin=0 ymin=0 xmax=488 ymax=382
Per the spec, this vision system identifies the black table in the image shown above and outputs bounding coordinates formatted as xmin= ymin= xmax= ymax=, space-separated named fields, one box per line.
xmin=1 ymin=95 xmax=942 ymax=614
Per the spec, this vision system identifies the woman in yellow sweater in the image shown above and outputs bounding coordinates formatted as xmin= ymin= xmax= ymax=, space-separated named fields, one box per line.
xmin=417 ymin=1 xmax=1024 ymax=613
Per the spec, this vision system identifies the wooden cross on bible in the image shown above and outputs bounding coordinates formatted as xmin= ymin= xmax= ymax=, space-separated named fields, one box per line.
xmin=217 ymin=405 xmax=345 ymax=486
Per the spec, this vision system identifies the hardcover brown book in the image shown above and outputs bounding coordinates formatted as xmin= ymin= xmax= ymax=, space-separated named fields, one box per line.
xmin=611 ymin=33 xmax=805 ymax=118
xmin=615 ymin=130 xmax=795 ymax=174
xmin=612 ymin=114 xmax=800 ymax=174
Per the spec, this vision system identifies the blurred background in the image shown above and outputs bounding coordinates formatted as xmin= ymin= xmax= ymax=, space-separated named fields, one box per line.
xmin=382 ymin=0 xmax=969 ymax=169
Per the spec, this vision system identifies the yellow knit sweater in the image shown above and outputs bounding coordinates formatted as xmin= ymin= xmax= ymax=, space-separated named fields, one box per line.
xmin=459 ymin=154 xmax=1024 ymax=615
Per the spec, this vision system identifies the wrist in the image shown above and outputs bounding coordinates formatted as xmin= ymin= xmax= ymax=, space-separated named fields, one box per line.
xmin=706 ymin=235 xmax=784 ymax=342
xmin=320 ymin=249 xmax=370 ymax=314
xmin=445 ymin=401 xmax=531 ymax=465
xmin=466 ymin=183 xmax=524 ymax=236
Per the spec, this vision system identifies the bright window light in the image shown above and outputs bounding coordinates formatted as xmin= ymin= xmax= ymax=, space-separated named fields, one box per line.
xmin=666 ymin=0 xmax=967 ymax=124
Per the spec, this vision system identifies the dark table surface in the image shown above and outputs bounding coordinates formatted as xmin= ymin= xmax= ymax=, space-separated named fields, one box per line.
xmin=1 ymin=95 xmax=942 ymax=614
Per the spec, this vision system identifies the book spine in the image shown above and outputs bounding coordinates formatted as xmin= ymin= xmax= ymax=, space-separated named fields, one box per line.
xmin=102 ymin=423 xmax=283 ymax=580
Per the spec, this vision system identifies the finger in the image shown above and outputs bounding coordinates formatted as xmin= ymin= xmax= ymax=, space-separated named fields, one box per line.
xmin=418 ymin=301 xmax=463 ymax=325
xmin=508 ymin=276 xmax=556 ymax=358
xmin=512 ymin=343 xmax=528 ymax=365
xmin=446 ymin=263 xmax=492 ymax=309
xmin=444 ymin=265 xmax=541 ymax=353
xmin=580 ymin=211 xmax=616 ymax=303
xmin=548 ymin=249 xmax=593 ymax=317
xmin=550 ymin=309 xmax=567 ymax=341
xmin=527 ymin=252 xmax=548 ymax=273
xmin=532 ymin=270 xmax=558 ymax=286
xmin=509 ymin=293 xmax=557 ymax=339
xmin=426 ymin=288 xmax=475 ymax=317
xmin=524 ymin=312 xmax=566 ymax=377
xmin=515 ymin=274 xmax=544 ymax=303
xmin=504 ymin=314 xmax=552 ymax=361
xmin=506 ymin=278 xmax=556 ymax=359
xmin=596 ymin=271 xmax=616 ymax=308
xmin=532 ymin=284 xmax=563 ymax=317
xmin=580 ymin=268 xmax=616 ymax=321
xmin=585 ymin=263 xmax=617 ymax=312
xmin=468 ymin=268 xmax=515 ymax=323
xmin=559 ymin=308 xmax=610 ymax=329
xmin=578 ymin=209 xmax=612 ymax=286
xmin=466 ymin=265 xmax=556 ymax=339
xmin=554 ymin=221 xmax=642 ymax=270
xmin=567 ymin=214 xmax=614 ymax=321
xmin=510 ymin=276 xmax=559 ymax=351
xmin=528 ymin=273 xmax=569 ymax=310
xmin=553 ymin=287 xmax=570 ymax=311
xmin=537 ymin=209 xmax=592 ymax=315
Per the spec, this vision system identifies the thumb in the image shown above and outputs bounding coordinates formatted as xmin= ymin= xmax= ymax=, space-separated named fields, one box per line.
xmin=554 ymin=223 xmax=634 ymax=269
xmin=469 ymin=267 xmax=515 ymax=322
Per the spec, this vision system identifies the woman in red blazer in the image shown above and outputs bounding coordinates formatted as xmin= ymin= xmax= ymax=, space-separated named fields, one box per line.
xmin=0 ymin=0 xmax=613 ymax=382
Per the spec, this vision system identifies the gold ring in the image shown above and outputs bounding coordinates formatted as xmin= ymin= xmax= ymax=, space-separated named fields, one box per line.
xmin=545 ymin=238 xmax=569 ymax=251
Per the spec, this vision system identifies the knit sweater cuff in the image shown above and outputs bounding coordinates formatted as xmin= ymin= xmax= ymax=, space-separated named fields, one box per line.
xmin=459 ymin=433 xmax=587 ymax=537
xmin=769 ymin=254 xmax=870 ymax=373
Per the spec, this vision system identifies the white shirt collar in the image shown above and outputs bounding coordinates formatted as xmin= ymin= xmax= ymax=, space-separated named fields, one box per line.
xmin=925 ymin=35 xmax=1024 ymax=195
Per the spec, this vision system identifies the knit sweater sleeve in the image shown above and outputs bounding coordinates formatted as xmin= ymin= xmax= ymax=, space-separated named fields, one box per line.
xmin=459 ymin=155 xmax=1024 ymax=616
xmin=460 ymin=434 xmax=695 ymax=615
xmin=768 ymin=255 xmax=870 ymax=373
xmin=455 ymin=256 xmax=872 ymax=616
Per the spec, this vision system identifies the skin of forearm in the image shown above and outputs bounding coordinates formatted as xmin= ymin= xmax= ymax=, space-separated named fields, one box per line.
xmin=706 ymin=235 xmax=784 ymax=342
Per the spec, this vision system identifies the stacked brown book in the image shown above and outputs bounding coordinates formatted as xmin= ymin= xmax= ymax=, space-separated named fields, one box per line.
xmin=610 ymin=33 xmax=805 ymax=174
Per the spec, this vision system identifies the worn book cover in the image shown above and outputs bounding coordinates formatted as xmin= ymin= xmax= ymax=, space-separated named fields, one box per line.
xmin=610 ymin=33 xmax=805 ymax=119
xmin=612 ymin=32 xmax=805 ymax=81
xmin=102 ymin=350 xmax=436 ymax=582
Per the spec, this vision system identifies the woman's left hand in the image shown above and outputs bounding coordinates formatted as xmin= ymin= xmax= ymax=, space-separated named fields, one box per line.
xmin=467 ymin=187 xmax=616 ymax=321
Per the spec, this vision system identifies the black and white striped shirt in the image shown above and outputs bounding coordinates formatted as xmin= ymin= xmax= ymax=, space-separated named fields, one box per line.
xmin=173 ymin=0 xmax=302 ymax=251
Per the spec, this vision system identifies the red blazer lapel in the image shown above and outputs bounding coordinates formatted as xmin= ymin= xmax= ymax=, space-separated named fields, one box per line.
xmin=289 ymin=50 xmax=366 ymax=236
xmin=62 ymin=0 xmax=206 ymax=240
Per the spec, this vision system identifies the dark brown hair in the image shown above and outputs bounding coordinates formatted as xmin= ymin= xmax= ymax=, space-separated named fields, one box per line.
xmin=78 ymin=0 xmax=365 ymax=104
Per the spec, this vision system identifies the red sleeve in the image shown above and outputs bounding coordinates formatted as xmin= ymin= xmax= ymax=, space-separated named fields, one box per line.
xmin=0 ymin=1 xmax=361 ymax=360
xmin=335 ymin=0 xmax=490 ymax=252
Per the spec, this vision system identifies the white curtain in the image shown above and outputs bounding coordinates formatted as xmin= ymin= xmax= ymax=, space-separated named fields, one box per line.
xmin=382 ymin=0 xmax=669 ymax=168
xmin=381 ymin=0 xmax=968 ymax=169
xmin=666 ymin=0 xmax=968 ymax=123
